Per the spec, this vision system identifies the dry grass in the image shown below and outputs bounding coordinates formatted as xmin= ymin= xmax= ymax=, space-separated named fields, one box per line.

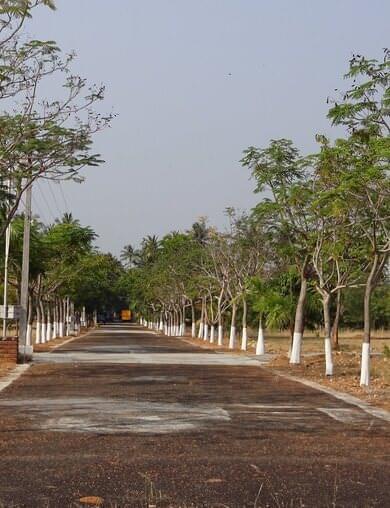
xmin=251 ymin=331 xmax=390 ymax=412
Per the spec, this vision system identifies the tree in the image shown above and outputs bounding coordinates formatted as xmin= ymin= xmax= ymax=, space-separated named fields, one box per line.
xmin=0 ymin=3 xmax=112 ymax=237
xmin=242 ymin=139 xmax=312 ymax=364
xmin=120 ymin=244 xmax=138 ymax=268
xmin=327 ymin=50 xmax=390 ymax=386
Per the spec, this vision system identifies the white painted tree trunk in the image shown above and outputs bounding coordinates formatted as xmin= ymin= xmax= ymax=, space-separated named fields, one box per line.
xmin=203 ymin=323 xmax=208 ymax=341
xmin=46 ymin=320 xmax=51 ymax=342
xmin=198 ymin=321 xmax=204 ymax=339
xmin=27 ymin=324 xmax=32 ymax=346
xmin=290 ymin=275 xmax=307 ymax=364
xmin=290 ymin=332 xmax=302 ymax=363
xmin=241 ymin=298 xmax=248 ymax=351
xmin=210 ymin=325 xmax=215 ymax=343
xmin=256 ymin=323 xmax=265 ymax=355
xmin=218 ymin=325 xmax=223 ymax=346
xmin=191 ymin=322 xmax=196 ymax=338
xmin=36 ymin=321 xmax=41 ymax=344
xmin=241 ymin=327 xmax=248 ymax=351
xmin=229 ymin=326 xmax=236 ymax=349
xmin=324 ymin=336 xmax=333 ymax=376
xmin=65 ymin=298 xmax=70 ymax=336
xmin=41 ymin=322 xmax=46 ymax=343
xmin=159 ymin=320 xmax=164 ymax=331
xmin=360 ymin=342 xmax=370 ymax=386
xmin=59 ymin=321 xmax=64 ymax=338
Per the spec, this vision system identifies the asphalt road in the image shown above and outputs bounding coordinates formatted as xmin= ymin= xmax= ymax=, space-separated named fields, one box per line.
xmin=0 ymin=324 xmax=388 ymax=507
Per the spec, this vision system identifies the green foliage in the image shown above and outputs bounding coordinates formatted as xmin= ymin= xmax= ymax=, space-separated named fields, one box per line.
xmin=67 ymin=253 xmax=126 ymax=313
xmin=328 ymin=50 xmax=390 ymax=137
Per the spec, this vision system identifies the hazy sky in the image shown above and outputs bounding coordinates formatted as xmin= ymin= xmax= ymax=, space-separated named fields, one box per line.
xmin=29 ymin=0 xmax=389 ymax=255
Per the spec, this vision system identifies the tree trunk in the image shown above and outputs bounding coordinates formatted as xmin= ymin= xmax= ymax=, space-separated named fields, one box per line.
xmin=241 ymin=297 xmax=248 ymax=351
xmin=229 ymin=301 xmax=237 ymax=349
xmin=59 ymin=299 xmax=64 ymax=337
xmin=360 ymin=258 xmax=377 ymax=386
xmin=203 ymin=321 xmax=209 ymax=341
xmin=46 ymin=303 xmax=51 ymax=343
xmin=198 ymin=299 xmax=204 ymax=339
xmin=360 ymin=282 xmax=373 ymax=386
xmin=40 ymin=300 xmax=46 ymax=344
xmin=26 ymin=294 xmax=33 ymax=348
xmin=35 ymin=299 xmax=41 ymax=344
xmin=182 ymin=304 xmax=186 ymax=336
xmin=256 ymin=315 xmax=265 ymax=355
xmin=331 ymin=290 xmax=342 ymax=350
xmin=322 ymin=293 xmax=333 ymax=376
xmin=290 ymin=274 xmax=307 ymax=364
xmin=210 ymin=324 xmax=215 ymax=343
xmin=217 ymin=297 xmax=223 ymax=346
xmin=203 ymin=299 xmax=208 ymax=341
xmin=191 ymin=302 xmax=196 ymax=338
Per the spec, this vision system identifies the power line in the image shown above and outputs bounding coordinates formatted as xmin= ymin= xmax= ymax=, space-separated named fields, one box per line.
xmin=36 ymin=181 xmax=56 ymax=223
xmin=32 ymin=194 xmax=46 ymax=223
xmin=58 ymin=182 xmax=69 ymax=213
xmin=47 ymin=180 xmax=62 ymax=217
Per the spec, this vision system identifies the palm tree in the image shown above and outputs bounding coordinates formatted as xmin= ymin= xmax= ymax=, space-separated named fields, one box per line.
xmin=56 ymin=212 xmax=79 ymax=225
xmin=139 ymin=235 xmax=160 ymax=266
xmin=120 ymin=244 xmax=138 ymax=268
xmin=190 ymin=218 xmax=208 ymax=245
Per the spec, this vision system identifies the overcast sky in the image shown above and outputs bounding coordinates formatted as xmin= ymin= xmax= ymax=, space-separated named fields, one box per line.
xmin=29 ymin=0 xmax=390 ymax=255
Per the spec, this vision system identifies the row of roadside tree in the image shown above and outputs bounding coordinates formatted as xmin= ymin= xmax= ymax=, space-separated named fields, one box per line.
xmin=121 ymin=50 xmax=390 ymax=387
xmin=0 ymin=2 xmax=114 ymax=349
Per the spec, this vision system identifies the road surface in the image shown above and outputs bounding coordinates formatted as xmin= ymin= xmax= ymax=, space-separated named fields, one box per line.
xmin=0 ymin=324 xmax=388 ymax=507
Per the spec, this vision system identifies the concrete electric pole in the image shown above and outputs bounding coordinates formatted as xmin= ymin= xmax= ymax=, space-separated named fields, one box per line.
xmin=19 ymin=183 xmax=33 ymax=361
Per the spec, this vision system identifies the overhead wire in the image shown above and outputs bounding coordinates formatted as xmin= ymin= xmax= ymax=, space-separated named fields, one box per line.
xmin=32 ymin=193 xmax=47 ymax=224
xmin=36 ymin=181 xmax=56 ymax=223
xmin=47 ymin=180 xmax=62 ymax=217
xmin=58 ymin=182 xmax=69 ymax=213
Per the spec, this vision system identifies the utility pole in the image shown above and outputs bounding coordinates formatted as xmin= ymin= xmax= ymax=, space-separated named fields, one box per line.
xmin=19 ymin=183 xmax=33 ymax=361
xmin=2 ymin=220 xmax=11 ymax=339
xmin=2 ymin=179 xmax=12 ymax=340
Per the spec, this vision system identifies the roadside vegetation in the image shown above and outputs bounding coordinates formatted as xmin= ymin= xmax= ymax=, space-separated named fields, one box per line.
xmin=120 ymin=50 xmax=390 ymax=392
xmin=0 ymin=2 xmax=122 ymax=348
xmin=0 ymin=4 xmax=389 ymax=399
xmin=1 ymin=212 xmax=127 ymax=345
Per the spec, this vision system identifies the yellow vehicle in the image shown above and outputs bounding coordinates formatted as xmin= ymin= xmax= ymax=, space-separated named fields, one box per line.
xmin=120 ymin=309 xmax=132 ymax=322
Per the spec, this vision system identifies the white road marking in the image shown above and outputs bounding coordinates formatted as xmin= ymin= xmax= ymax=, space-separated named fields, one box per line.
xmin=274 ymin=370 xmax=390 ymax=423
xmin=0 ymin=364 xmax=30 ymax=394
xmin=317 ymin=408 xmax=375 ymax=424
xmin=0 ymin=397 xmax=231 ymax=434
xmin=33 ymin=351 xmax=268 ymax=366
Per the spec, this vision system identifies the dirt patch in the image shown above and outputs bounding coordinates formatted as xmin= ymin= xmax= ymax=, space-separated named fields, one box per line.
xmin=267 ymin=353 xmax=390 ymax=412
xmin=33 ymin=327 xmax=92 ymax=352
